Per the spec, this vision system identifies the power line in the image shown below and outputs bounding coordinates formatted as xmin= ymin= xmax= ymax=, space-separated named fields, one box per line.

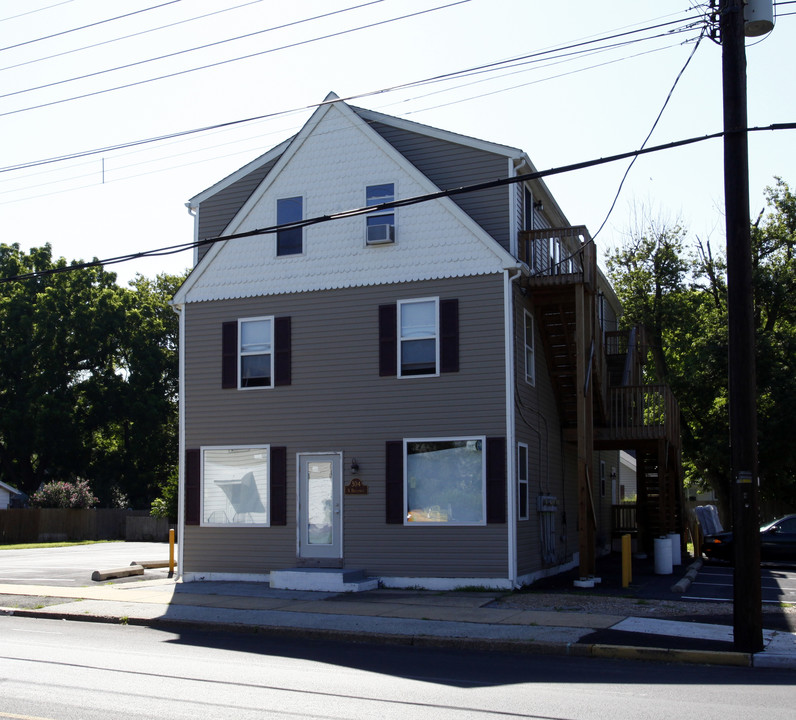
xmin=592 ymin=29 xmax=707 ymax=239
xmin=0 ymin=0 xmax=470 ymax=119
xmin=1 ymin=0 xmax=388 ymax=100
xmin=0 ymin=0 xmax=75 ymax=24
xmin=0 ymin=35 xmax=692 ymax=200
xmin=0 ymin=0 xmax=267 ymax=74
xmin=0 ymin=1 xmax=183 ymax=52
xmin=3 ymin=122 xmax=793 ymax=284
xmin=398 ymin=41 xmax=682 ymax=117
xmin=0 ymin=8 xmax=703 ymax=175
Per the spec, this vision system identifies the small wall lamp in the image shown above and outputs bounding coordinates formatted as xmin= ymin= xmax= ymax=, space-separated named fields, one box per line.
xmin=350 ymin=458 xmax=359 ymax=473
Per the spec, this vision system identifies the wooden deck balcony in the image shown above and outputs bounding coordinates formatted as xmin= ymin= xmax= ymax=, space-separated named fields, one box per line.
xmin=596 ymin=384 xmax=680 ymax=448
xmin=518 ymin=226 xmax=597 ymax=293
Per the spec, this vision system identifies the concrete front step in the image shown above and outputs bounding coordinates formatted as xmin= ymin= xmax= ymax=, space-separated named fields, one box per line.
xmin=270 ymin=567 xmax=379 ymax=592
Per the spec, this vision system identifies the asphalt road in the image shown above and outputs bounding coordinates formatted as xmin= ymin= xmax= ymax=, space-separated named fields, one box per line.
xmin=1 ymin=616 xmax=794 ymax=720
xmin=0 ymin=541 xmax=172 ymax=586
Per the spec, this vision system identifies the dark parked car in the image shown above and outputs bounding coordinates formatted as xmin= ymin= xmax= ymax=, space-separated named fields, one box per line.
xmin=702 ymin=514 xmax=796 ymax=562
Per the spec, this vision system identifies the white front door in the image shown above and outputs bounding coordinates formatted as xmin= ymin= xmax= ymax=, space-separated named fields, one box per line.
xmin=298 ymin=453 xmax=342 ymax=559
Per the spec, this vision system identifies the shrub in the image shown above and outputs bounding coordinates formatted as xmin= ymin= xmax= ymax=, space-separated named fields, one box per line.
xmin=150 ymin=469 xmax=178 ymax=519
xmin=31 ymin=479 xmax=99 ymax=509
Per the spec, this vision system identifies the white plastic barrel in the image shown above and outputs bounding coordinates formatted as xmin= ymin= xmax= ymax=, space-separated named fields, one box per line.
xmin=654 ymin=536 xmax=673 ymax=575
xmin=667 ymin=532 xmax=682 ymax=566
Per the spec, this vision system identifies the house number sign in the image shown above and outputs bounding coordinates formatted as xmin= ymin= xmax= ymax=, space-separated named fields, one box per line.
xmin=345 ymin=478 xmax=368 ymax=495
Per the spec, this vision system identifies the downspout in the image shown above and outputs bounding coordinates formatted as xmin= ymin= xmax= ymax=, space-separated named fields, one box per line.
xmin=172 ymin=302 xmax=186 ymax=582
xmin=504 ymin=266 xmax=523 ymax=588
xmin=185 ymin=203 xmax=198 ymax=267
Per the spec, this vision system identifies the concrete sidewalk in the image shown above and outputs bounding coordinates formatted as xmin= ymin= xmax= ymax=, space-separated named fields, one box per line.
xmin=1 ymin=578 xmax=794 ymax=669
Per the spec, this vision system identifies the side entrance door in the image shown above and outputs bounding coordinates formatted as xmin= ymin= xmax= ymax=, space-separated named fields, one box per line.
xmin=297 ymin=453 xmax=342 ymax=560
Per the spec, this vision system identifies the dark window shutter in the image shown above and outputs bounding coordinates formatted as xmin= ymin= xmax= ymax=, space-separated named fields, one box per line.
xmin=440 ymin=298 xmax=459 ymax=373
xmin=185 ymin=448 xmax=200 ymax=526
xmin=274 ymin=316 xmax=292 ymax=386
xmin=486 ymin=436 xmax=506 ymax=524
xmin=379 ymin=304 xmax=397 ymax=377
xmin=270 ymin=446 xmax=287 ymax=525
xmin=385 ymin=440 xmax=404 ymax=523
xmin=222 ymin=321 xmax=238 ymax=389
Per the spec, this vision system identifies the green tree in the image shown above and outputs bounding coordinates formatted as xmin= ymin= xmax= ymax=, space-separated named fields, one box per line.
xmin=750 ymin=179 xmax=796 ymax=509
xmin=606 ymin=181 xmax=796 ymax=514
xmin=0 ymin=243 xmax=185 ymax=508
xmin=83 ymin=273 xmax=183 ymax=508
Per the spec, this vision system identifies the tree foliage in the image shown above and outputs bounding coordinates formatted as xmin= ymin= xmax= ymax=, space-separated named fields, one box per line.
xmin=606 ymin=180 xmax=796 ymax=513
xmin=0 ymin=243 xmax=185 ymax=508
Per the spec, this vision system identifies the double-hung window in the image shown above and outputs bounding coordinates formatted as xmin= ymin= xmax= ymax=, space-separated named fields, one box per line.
xmin=523 ymin=309 xmax=535 ymax=386
xmin=276 ymin=196 xmax=303 ymax=256
xmin=398 ymin=298 xmax=438 ymax=377
xmin=240 ymin=317 xmax=272 ymax=388
xmin=517 ymin=443 xmax=529 ymax=520
xmin=365 ymin=183 xmax=395 ymax=244
xmin=405 ymin=437 xmax=486 ymax=525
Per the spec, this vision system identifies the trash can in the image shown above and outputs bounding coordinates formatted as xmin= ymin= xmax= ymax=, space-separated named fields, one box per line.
xmin=654 ymin=536 xmax=673 ymax=575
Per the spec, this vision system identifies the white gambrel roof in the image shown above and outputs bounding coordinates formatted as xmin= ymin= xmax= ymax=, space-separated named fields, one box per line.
xmin=174 ymin=94 xmax=520 ymax=305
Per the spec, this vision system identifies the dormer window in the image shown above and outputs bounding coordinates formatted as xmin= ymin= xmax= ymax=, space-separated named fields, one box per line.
xmin=365 ymin=183 xmax=395 ymax=245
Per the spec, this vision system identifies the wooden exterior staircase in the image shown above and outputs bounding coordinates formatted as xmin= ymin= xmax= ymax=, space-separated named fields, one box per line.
xmin=519 ymin=227 xmax=683 ymax=573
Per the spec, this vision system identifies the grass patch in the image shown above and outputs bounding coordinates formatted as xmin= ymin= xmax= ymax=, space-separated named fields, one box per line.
xmin=0 ymin=540 xmax=122 ymax=551
xmin=455 ymin=585 xmax=499 ymax=593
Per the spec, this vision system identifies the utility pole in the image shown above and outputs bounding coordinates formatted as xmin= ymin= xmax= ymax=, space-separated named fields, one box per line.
xmin=720 ymin=0 xmax=763 ymax=653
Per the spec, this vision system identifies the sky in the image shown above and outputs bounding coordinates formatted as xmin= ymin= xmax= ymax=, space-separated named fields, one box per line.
xmin=0 ymin=0 xmax=792 ymax=285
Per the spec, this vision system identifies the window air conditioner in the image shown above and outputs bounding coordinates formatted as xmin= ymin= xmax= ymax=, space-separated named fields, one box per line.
xmin=366 ymin=223 xmax=395 ymax=245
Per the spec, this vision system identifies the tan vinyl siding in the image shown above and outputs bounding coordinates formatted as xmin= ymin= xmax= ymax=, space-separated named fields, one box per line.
xmin=512 ymin=287 xmax=577 ymax=576
xmin=368 ymin=121 xmax=512 ymax=252
xmin=511 ymin=286 xmax=620 ymax=577
xmin=182 ymin=274 xmax=509 ymax=578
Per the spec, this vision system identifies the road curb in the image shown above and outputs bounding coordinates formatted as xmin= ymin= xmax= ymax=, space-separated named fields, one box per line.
xmin=0 ymin=604 xmax=774 ymax=668
xmin=671 ymin=559 xmax=703 ymax=593
xmin=588 ymin=642 xmax=751 ymax=667
xmin=91 ymin=565 xmax=144 ymax=582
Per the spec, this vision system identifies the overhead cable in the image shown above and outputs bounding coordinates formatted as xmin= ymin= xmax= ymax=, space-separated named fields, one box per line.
xmin=592 ymin=29 xmax=707 ymax=239
xmin=0 ymin=0 xmax=470 ymax=119
xmin=2 ymin=122 xmax=793 ymax=284
xmin=0 ymin=1 xmax=183 ymax=52
xmin=1 ymin=0 xmax=387 ymax=99
xmin=0 ymin=0 xmax=267 ymax=74
xmin=0 ymin=0 xmax=75 ymax=24
xmin=0 ymin=10 xmax=703 ymax=174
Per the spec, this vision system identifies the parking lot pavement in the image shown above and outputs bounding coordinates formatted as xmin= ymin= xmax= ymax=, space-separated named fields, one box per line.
xmin=683 ymin=563 xmax=796 ymax=606
xmin=0 ymin=542 xmax=172 ymax=586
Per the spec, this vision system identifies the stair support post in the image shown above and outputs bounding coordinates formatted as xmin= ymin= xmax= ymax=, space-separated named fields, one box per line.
xmin=576 ymin=283 xmax=596 ymax=578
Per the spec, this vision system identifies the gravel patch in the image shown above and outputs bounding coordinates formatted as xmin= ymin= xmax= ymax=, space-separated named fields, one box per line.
xmin=0 ymin=594 xmax=81 ymax=610
xmin=493 ymin=591 xmax=796 ymax=623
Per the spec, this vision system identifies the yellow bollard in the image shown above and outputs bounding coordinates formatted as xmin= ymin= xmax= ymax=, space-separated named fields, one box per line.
xmin=169 ymin=528 xmax=175 ymax=577
xmin=621 ymin=533 xmax=632 ymax=588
